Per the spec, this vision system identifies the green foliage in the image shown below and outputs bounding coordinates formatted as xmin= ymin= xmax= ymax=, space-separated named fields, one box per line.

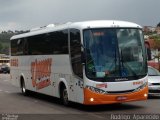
xmin=157 ymin=22 xmax=160 ymax=27
xmin=0 ymin=32 xmax=13 ymax=55
xmin=0 ymin=43 xmax=3 ymax=51
xmin=0 ymin=30 xmax=29 ymax=55
xmin=149 ymin=34 xmax=160 ymax=40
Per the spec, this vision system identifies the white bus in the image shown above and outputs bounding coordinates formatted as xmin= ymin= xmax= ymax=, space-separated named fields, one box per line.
xmin=10 ymin=20 xmax=148 ymax=105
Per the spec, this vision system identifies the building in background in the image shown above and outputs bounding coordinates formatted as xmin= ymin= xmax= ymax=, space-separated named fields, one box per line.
xmin=0 ymin=54 xmax=10 ymax=67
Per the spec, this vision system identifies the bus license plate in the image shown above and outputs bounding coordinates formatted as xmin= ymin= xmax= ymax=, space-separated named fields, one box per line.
xmin=116 ymin=96 xmax=127 ymax=101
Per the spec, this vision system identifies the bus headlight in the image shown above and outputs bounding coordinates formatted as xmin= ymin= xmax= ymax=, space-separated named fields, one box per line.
xmin=86 ymin=86 xmax=107 ymax=94
xmin=133 ymin=82 xmax=147 ymax=92
xmin=90 ymin=98 xmax=94 ymax=102
xmin=144 ymin=93 xmax=148 ymax=97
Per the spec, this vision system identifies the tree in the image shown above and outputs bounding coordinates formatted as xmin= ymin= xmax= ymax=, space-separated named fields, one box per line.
xmin=157 ymin=22 xmax=160 ymax=27
xmin=0 ymin=43 xmax=3 ymax=52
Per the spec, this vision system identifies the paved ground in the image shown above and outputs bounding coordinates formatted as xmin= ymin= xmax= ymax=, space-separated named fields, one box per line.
xmin=0 ymin=74 xmax=160 ymax=120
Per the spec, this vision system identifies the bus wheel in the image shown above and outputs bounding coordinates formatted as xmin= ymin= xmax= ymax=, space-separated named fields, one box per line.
xmin=61 ymin=86 xmax=69 ymax=106
xmin=21 ymin=79 xmax=28 ymax=95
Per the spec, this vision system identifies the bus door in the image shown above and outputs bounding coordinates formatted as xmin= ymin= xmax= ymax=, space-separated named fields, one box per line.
xmin=70 ymin=29 xmax=84 ymax=103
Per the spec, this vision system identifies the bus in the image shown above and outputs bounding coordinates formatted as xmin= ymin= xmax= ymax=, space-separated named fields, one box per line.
xmin=10 ymin=20 xmax=148 ymax=105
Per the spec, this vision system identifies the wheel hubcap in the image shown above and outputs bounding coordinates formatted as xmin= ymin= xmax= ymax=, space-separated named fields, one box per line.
xmin=22 ymin=83 xmax=26 ymax=93
xmin=63 ymin=89 xmax=68 ymax=104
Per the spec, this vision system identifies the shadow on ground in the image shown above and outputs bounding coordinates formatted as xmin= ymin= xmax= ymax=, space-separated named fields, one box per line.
xmin=14 ymin=91 xmax=145 ymax=113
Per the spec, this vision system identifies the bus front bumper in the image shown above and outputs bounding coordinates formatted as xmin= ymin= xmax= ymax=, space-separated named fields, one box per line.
xmin=83 ymin=86 xmax=148 ymax=105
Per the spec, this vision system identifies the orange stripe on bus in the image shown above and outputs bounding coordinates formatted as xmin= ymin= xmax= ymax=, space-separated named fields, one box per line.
xmin=83 ymin=86 xmax=148 ymax=105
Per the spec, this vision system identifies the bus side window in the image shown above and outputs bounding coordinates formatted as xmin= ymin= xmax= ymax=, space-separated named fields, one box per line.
xmin=11 ymin=39 xmax=18 ymax=56
xmin=70 ymin=29 xmax=83 ymax=79
xmin=17 ymin=39 xmax=23 ymax=55
xmin=23 ymin=38 xmax=29 ymax=55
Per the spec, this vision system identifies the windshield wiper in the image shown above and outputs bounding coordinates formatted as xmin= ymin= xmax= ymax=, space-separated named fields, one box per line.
xmin=119 ymin=49 xmax=139 ymax=78
xmin=119 ymin=49 xmax=125 ymax=77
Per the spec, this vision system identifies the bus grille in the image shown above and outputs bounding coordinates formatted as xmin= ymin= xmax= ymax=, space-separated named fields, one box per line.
xmin=107 ymin=89 xmax=135 ymax=94
xmin=86 ymin=83 xmax=147 ymax=94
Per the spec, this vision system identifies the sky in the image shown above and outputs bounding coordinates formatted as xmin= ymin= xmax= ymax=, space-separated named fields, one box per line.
xmin=0 ymin=0 xmax=160 ymax=32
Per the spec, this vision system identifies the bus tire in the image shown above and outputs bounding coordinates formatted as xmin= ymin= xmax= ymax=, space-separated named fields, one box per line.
xmin=20 ymin=78 xmax=28 ymax=95
xmin=60 ymin=85 xmax=69 ymax=106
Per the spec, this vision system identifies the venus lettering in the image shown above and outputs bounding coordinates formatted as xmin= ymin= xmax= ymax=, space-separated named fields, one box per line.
xmin=31 ymin=58 xmax=52 ymax=90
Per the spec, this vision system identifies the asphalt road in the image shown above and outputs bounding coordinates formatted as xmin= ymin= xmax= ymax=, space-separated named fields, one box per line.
xmin=0 ymin=74 xmax=160 ymax=120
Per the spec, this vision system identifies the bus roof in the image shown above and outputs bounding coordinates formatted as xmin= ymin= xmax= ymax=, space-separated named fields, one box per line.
xmin=10 ymin=20 xmax=142 ymax=40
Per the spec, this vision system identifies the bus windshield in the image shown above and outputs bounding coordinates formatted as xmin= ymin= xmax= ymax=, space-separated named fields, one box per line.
xmin=83 ymin=28 xmax=147 ymax=82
